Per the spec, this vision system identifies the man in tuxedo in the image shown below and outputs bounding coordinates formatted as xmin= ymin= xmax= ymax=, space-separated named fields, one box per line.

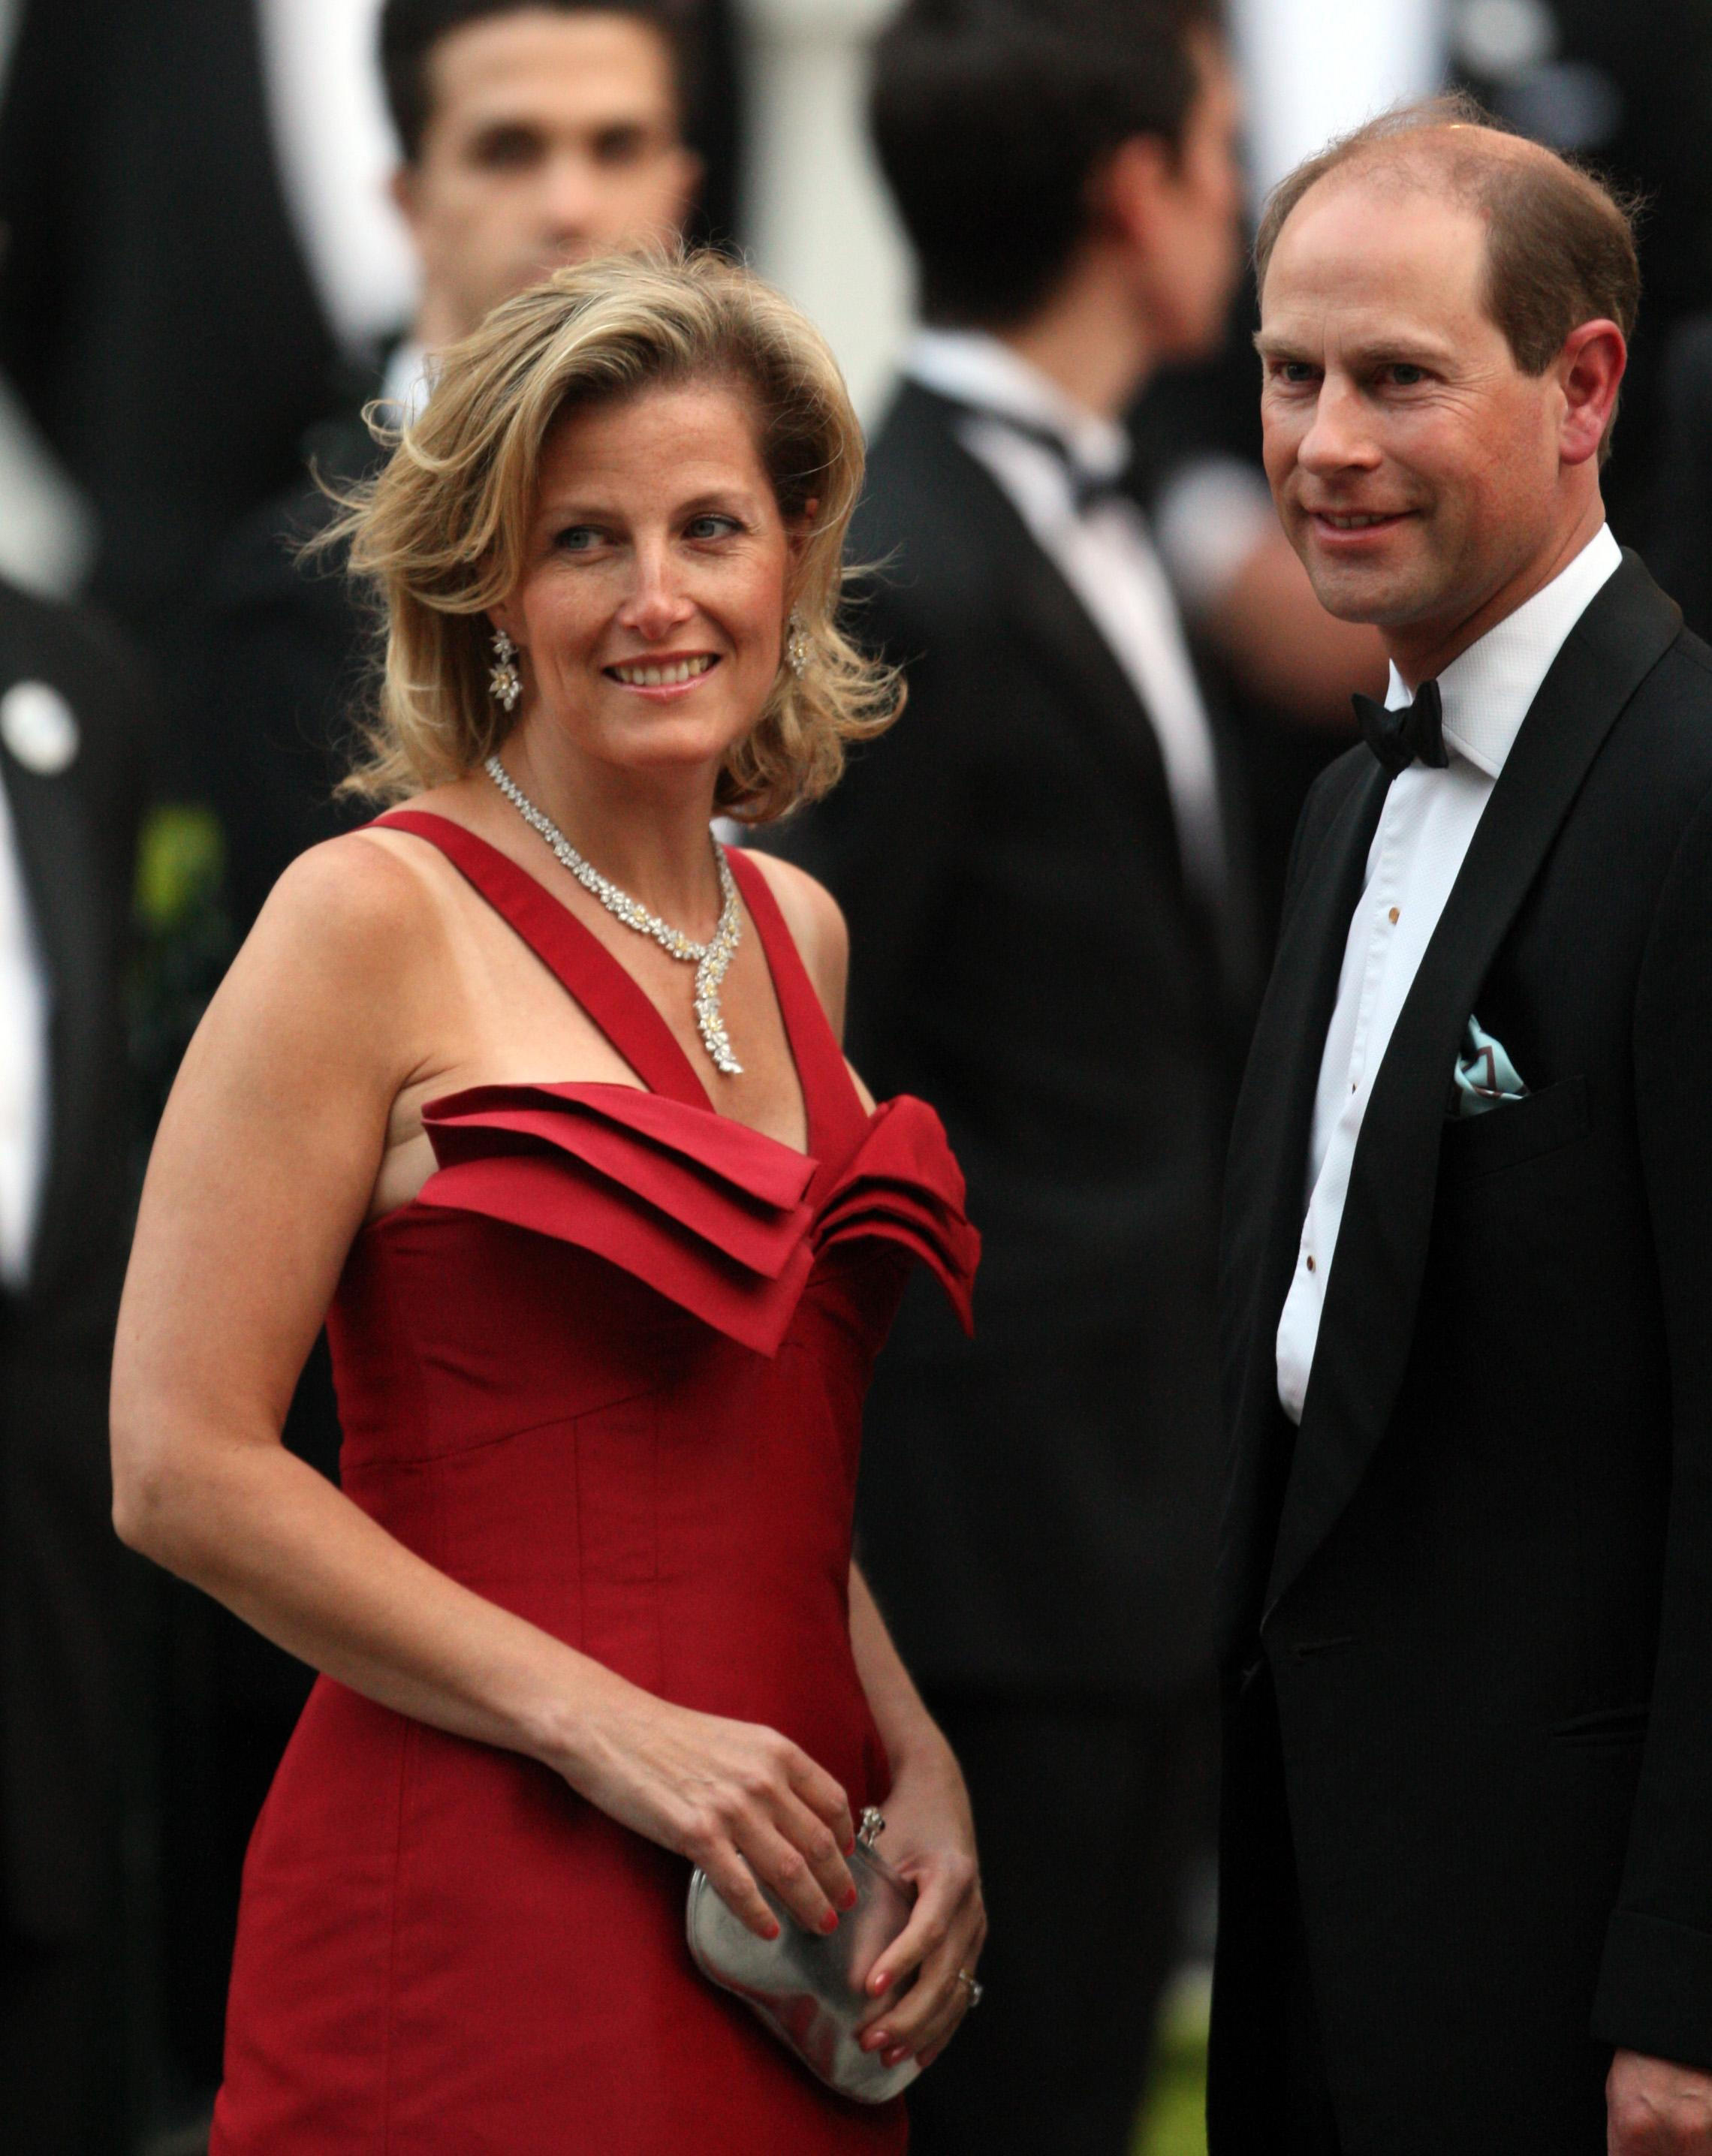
xmin=1216 ymin=98 xmax=1712 ymax=2154
xmin=199 ymin=0 xmax=704 ymax=930
xmin=767 ymin=3 xmax=1252 ymax=2147
xmin=0 ymin=582 xmax=146 ymax=2148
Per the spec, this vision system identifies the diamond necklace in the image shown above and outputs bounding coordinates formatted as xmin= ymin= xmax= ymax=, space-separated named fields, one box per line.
xmin=484 ymin=754 xmax=744 ymax=1075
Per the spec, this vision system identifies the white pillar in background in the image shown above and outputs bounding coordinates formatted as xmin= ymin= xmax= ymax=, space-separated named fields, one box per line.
xmin=1231 ymin=0 xmax=1448 ymax=210
xmin=257 ymin=0 xmax=417 ymax=351
xmin=737 ymin=0 xmax=913 ymax=425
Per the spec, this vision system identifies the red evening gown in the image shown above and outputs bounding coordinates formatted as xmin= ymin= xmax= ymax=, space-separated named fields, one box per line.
xmin=207 ymin=814 xmax=978 ymax=2155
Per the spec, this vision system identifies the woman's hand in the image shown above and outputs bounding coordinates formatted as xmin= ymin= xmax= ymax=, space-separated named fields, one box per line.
xmin=856 ymin=1739 xmax=986 ymax=2070
xmin=563 ymin=1682 xmax=859 ymax=1941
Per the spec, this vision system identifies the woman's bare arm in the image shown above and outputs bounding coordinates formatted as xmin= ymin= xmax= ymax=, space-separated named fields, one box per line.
xmin=846 ymin=1564 xmax=985 ymax=2066
xmin=111 ymin=833 xmax=856 ymax=1938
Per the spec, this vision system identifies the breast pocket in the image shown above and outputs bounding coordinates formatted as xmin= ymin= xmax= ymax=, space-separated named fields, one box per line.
xmin=1441 ymin=1073 xmax=1589 ymax=1179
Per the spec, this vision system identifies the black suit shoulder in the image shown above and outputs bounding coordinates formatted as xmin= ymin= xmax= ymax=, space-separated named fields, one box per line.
xmin=191 ymin=402 xmax=384 ymax=923
xmin=850 ymin=386 xmax=1032 ymax=633
xmin=1620 ymin=617 xmax=1712 ymax=772
xmin=208 ymin=396 xmax=381 ymax=620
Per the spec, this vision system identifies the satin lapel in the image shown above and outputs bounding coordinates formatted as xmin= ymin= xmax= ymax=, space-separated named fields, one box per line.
xmin=0 ymin=742 xmax=103 ymax=1304
xmin=1006 ymin=555 xmax=1186 ymax=886
xmin=1265 ymin=553 xmax=1683 ymax=1614
xmin=1217 ymin=751 xmax=1386 ymax=1652
xmin=897 ymin=384 xmax=1186 ymax=889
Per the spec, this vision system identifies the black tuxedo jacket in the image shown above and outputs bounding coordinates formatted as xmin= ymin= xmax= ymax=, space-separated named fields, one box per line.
xmin=772 ymin=380 xmax=1256 ymax=1694
xmin=1213 ymin=554 xmax=1712 ymax=2151
xmin=0 ymin=581 xmax=145 ymax=1941
xmin=191 ymin=387 xmax=385 ymax=934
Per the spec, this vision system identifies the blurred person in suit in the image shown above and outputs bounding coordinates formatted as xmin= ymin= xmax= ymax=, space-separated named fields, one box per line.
xmin=157 ymin=0 xmax=707 ymax=2097
xmin=764 ymin=2 xmax=1255 ymax=2147
xmin=200 ymin=0 xmax=706 ymax=935
xmin=0 ymin=581 xmax=146 ymax=2151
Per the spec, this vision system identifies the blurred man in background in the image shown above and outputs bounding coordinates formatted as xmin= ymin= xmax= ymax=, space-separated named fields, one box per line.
xmin=768 ymin=1 xmax=1254 ymax=2146
xmin=155 ymin=0 xmax=704 ymax=2108
xmin=197 ymin=0 xmax=704 ymax=931
xmin=0 ymin=580 xmax=145 ymax=2152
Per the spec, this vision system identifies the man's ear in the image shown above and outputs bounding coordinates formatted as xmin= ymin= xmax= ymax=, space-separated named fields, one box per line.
xmin=389 ymin=162 xmax=423 ymax=241
xmin=1090 ymin=134 xmax=1174 ymax=251
xmin=1557 ymin=318 xmax=1626 ymax=468
xmin=669 ymin=146 xmax=705 ymax=219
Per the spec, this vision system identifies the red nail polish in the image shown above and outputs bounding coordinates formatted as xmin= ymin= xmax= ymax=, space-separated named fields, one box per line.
xmin=883 ymin=2046 xmax=911 ymax=2068
xmin=870 ymin=1970 xmax=891 ymax=1995
xmin=764 ymin=1920 xmax=782 ymax=1941
xmin=841 ymin=1885 xmax=858 ymax=1910
xmin=843 ymin=1837 xmax=857 ymax=1856
xmin=820 ymin=1909 xmax=839 ymax=1935
xmin=868 ymin=2030 xmax=891 ymax=2052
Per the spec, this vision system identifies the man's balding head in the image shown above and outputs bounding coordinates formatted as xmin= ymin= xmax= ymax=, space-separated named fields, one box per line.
xmin=1252 ymin=96 xmax=1632 ymax=680
xmin=1257 ymin=97 xmax=1638 ymax=434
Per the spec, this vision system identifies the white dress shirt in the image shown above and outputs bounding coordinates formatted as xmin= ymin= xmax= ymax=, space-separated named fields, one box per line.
xmin=378 ymin=339 xmax=433 ymax=429
xmin=1274 ymin=523 xmax=1623 ymax=1424
xmin=0 ymin=769 xmax=50 ymax=1290
xmin=904 ymin=330 xmax=1227 ymax=895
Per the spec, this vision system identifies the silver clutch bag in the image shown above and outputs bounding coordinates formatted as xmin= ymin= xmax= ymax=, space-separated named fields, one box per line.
xmin=686 ymin=1805 xmax=921 ymax=2103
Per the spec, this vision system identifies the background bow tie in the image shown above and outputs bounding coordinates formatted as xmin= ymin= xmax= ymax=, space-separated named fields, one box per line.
xmin=997 ymin=418 xmax=1135 ymax=513
xmin=933 ymin=393 xmax=1138 ymax=513
xmin=1352 ymin=679 xmax=1448 ymax=777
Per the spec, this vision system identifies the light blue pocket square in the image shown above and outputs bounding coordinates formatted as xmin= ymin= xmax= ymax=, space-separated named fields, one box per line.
xmin=1453 ymin=1017 xmax=1531 ymax=1119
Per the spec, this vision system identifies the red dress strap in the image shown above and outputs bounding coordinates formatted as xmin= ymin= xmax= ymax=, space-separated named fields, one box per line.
xmin=372 ymin=809 xmax=713 ymax=1110
xmin=724 ymin=848 xmax=870 ymax=1167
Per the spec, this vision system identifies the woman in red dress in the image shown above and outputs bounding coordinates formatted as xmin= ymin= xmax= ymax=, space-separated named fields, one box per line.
xmin=112 ymin=251 xmax=985 ymax=2152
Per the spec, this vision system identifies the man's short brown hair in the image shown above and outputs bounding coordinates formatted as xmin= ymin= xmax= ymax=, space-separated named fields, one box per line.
xmin=1255 ymin=94 xmax=1641 ymax=456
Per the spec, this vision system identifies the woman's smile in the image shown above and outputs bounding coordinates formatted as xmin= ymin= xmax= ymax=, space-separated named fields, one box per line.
xmin=603 ymin=650 xmax=723 ymax=697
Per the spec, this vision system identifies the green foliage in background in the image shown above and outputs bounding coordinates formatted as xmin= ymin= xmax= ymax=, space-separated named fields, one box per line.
xmin=128 ymin=802 xmax=236 ymax=1182
xmin=1134 ymin=1974 xmax=1209 ymax=2156
xmin=135 ymin=803 xmax=225 ymax=938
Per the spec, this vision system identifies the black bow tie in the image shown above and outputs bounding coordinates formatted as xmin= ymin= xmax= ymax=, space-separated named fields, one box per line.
xmin=1353 ymin=679 xmax=1448 ymax=777
xmin=931 ymin=393 xmax=1136 ymax=513
xmin=1002 ymin=420 xmax=1135 ymax=513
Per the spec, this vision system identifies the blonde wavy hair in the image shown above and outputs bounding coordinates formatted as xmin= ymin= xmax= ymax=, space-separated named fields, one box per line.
xmin=328 ymin=248 xmax=900 ymax=821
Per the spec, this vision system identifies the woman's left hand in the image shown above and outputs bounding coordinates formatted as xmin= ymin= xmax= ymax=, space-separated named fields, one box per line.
xmin=856 ymin=1740 xmax=986 ymax=2071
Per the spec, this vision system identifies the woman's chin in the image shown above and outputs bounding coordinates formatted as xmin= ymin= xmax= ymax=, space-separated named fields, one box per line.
xmin=586 ymin=706 xmax=758 ymax=778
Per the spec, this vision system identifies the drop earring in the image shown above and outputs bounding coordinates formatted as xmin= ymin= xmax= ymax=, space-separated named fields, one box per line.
xmin=489 ymin=628 xmax=523 ymax=712
xmin=785 ymin=613 xmax=809 ymax=677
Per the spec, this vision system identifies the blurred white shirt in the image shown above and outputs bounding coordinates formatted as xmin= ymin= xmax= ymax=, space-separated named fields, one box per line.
xmin=904 ymin=330 xmax=1226 ymax=897
xmin=378 ymin=339 xmax=433 ymax=428
xmin=0 ymin=767 xmax=49 ymax=1290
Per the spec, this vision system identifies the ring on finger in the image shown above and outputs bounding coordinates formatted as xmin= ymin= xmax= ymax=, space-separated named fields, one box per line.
xmin=954 ymin=1968 xmax=984 ymax=2010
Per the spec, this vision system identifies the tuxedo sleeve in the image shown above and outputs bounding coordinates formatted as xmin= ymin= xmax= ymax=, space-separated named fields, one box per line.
xmin=1593 ymin=776 xmax=1712 ymax=2066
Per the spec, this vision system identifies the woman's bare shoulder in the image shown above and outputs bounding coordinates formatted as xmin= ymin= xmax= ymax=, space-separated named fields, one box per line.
xmin=201 ymin=826 xmax=460 ymax=1092
xmin=740 ymin=845 xmax=849 ymax=1030
xmin=246 ymin=824 xmax=454 ymax=972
